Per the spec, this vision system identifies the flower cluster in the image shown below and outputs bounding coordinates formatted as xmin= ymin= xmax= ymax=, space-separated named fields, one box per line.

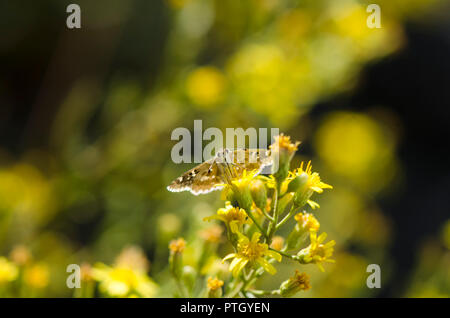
xmin=168 ymin=135 xmax=335 ymax=297
xmin=91 ymin=246 xmax=158 ymax=298
xmin=0 ymin=245 xmax=49 ymax=297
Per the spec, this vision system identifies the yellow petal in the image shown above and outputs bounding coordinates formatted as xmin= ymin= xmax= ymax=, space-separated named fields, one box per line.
xmin=317 ymin=232 xmax=327 ymax=243
xmin=229 ymin=257 xmax=242 ymax=272
xmin=319 ymin=182 xmax=333 ymax=189
xmin=257 ymin=258 xmax=277 ymax=275
xmin=222 ymin=253 xmax=237 ymax=263
xmin=266 ymin=250 xmax=282 ymax=262
xmin=229 ymin=221 xmax=238 ymax=233
xmin=317 ymin=263 xmax=325 ymax=272
xmin=307 ymin=200 xmax=320 ymax=209
xmin=232 ymin=259 xmax=248 ymax=277
xmin=251 ymin=232 xmax=261 ymax=243
xmin=310 ymin=187 xmax=324 ymax=193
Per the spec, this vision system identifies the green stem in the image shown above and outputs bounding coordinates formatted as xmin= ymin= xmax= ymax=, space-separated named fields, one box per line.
xmin=175 ymin=279 xmax=189 ymax=297
xmin=259 ymin=206 xmax=274 ymax=222
xmin=246 ymin=209 xmax=268 ymax=240
xmin=275 ymin=206 xmax=299 ymax=230
xmin=249 ymin=289 xmax=280 ymax=296
xmin=266 ymin=184 xmax=280 ymax=242
xmin=269 ymin=247 xmax=298 ymax=261
xmin=231 ymin=267 xmax=257 ymax=298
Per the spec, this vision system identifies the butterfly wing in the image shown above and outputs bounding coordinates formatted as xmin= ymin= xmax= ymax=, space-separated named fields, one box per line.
xmin=230 ymin=149 xmax=273 ymax=178
xmin=167 ymin=149 xmax=273 ymax=195
xmin=166 ymin=159 xmax=225 ymax=195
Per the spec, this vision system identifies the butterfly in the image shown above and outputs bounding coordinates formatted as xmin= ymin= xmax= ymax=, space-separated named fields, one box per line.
xmin=167 ymin=149 xmax=273 ymax=195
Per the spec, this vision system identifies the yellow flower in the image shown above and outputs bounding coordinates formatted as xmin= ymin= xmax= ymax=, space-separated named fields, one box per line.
xmin=230 ymin=169 xmax=259 ymax=190
xmin=200 ymin=225 xmax=223 ymax=243
xmin=270 ymin=134 xmax=300 ymax=155
xmin=294 ymin=212 xmax=320 ymax=233
xmin=279 ymin=270 xmax=311 ymax=297
xmin=297 ymin=232 xmax=335 ymax=272
xmin=286 ymin=213 xmax=319 ymax=251
xmin=290 ymin=161 xmax=332 ymax=209
xmin=222 ymin=232 xmax=281 ymax=277
xmin=80 ymin=263 xmax=93 ymax=282
xmin=92 ymin=263 xmax=158 ymax=297
xmin=260 ymin=174 xmax=295 ymax=197
xmin=207 ymin=276 xmax=224 ymax=298
xmin=169 ymin=238 xmax=186 ymax=280
xmin=297 ymin=161 xmax=333 ymax=193
xmin=9 ymin=245 xmax=32 ymax=266
xmin=207 ymin=276 xmax=224 ymax=291
xmin=249 ymin=179 xmax=267 ymax=210
xmin=0 ymin=257 xmax=18 ymax=284
xmin=24 ymin=263 xmax=49 ymax=289
xmin=270 ymin=236 xmax=285 ymax=251
xmin=186 ymin=66 xmax=226 ymax=108
xmin=270 ymin=134 xmax=300 ymax=181
xmin=169 ymin=238 xmax=186 ymax=253
xmin=222 ymin=169 xmax=261 ymax=212
xmin=115 ymin=246 xmax=150 ymax=273
xmin=291 ymin=271 xmax=311 ymax=291
xmin=204 ymin=201 xmax=251 ymax=233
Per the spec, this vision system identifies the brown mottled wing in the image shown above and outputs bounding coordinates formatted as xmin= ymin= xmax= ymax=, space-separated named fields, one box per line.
xmin=231 ymin=149 xmax=273 ymax=178
xmin=166 ymin=159 xmax=225 ymax=195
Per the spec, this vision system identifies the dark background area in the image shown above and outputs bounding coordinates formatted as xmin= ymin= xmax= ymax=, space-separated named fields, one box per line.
xmin=0 ymin=1 xmax=449 ymax=297
xmin=312 ymin=22 xmax=450 ymax=295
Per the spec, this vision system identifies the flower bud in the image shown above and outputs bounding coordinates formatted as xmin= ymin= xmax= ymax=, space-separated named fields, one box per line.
xmin=270 ymin=134 xmax=300 ymax=183
xmin=169 ymin=238 xmax=186 ymax=279
xmin=231 ymin=170 xmax=258 ymax=212
xmin=293 ymin=173 xmax=313 ymax=208
xmin=221 ymin=187 xmax=238 ymax=206
xmin=296 ymin=232 xmax=335 ymax=272
xmin=295 ymin=212 xmax=320 ymax=233
xmin=249 ymin=179 xmax=267 ymax=211
xmin=287 ymin=173 xmax=308 ymax=193
xmin=233 ymin=186 xmax=253 ymax=213
xmin=80 ymin=263 xmax=94 ymax=282
xmin=9 ymin=245 xmax=32 ymax=266
xmin=286 ymin=212 xmax=320 ymax=250
xmin=286 ymin=224 xmax=309 ymax=251
xmin=279 ymin=271 xmax=311 ymax=297
xmin=207 ymin=277 xmax=224 ymax=298
xmin=270 ymin=236 xmax=284 ymax=251
xmin=277 ymin=192 xmax=294 ymax=215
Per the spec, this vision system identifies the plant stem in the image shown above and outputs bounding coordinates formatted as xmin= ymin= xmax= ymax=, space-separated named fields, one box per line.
xmin=259 ymin=206 xmax=274 ymax=222
xmin=266 ymin=184 xmax=280 ymax=242
xmin=246 ymin=209 xmax=268 ymax=240
xmin=276 ymin=206 xmax=299 ymax=230
xmin=269 ymin=247 xmax=298 ymax=261
xmin=249 ymin=289 xmax=280 ymax=296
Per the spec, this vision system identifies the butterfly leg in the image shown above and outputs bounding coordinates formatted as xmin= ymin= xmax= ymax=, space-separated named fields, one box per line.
xmin=224 ymin=151 xmax=239 ymax=179
xmin=217 ymin=163 xmax=233 ymax=185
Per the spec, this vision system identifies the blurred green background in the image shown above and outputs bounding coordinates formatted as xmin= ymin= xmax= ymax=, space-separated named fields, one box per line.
xmin=0 ymin=0 xmax=449 ymax=297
